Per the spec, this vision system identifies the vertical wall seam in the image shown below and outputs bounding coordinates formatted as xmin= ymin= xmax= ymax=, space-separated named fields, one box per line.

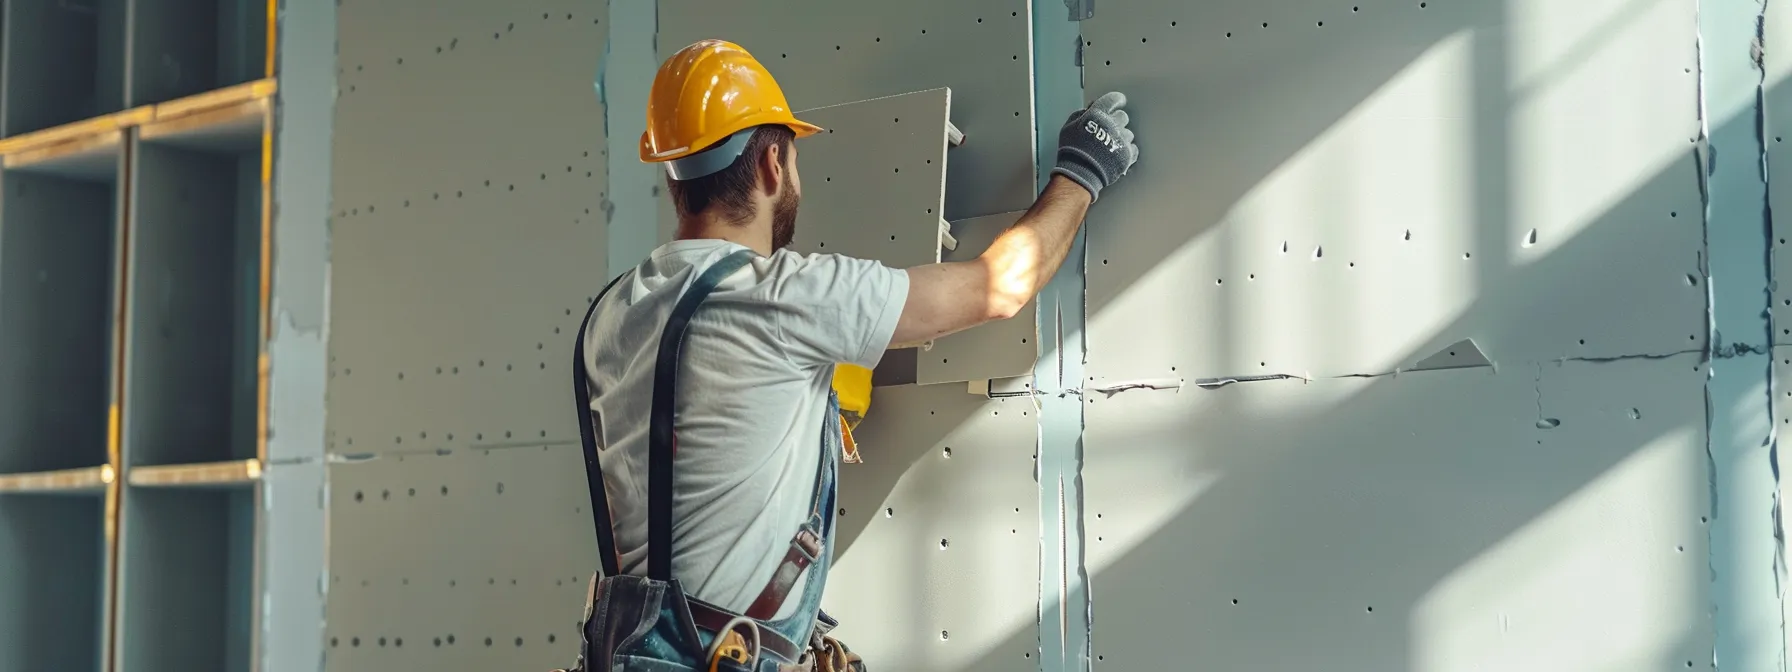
xmin=598 ymin=0 xmax=660 ymax=277
xmin=1030 ymin=2 xmax=1089 ymax=670
xmin=1701 ymin=0 xmax=1784 ymax=667
xmin=262 ymin=0 xmax=335 ymax=670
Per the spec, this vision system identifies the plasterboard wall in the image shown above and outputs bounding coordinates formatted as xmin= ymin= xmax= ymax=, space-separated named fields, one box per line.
xmin=322 ymin=0 xmax=607 ymax=668
xmin=314 ymin=2 xmax=1755 ymax=672
xmin=1080 ymin=0 xmax=1714 ymax=670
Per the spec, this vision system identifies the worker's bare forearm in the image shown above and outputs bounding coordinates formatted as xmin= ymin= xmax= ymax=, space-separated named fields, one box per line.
xmin=978 ymin=175 xmax=1093 ymax=317
xmin=887 ymin=176 xmax=1092 ymax=348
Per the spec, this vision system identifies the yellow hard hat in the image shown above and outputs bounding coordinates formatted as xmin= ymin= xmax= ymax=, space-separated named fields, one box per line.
xmin=641 ymin=40 xmax=823 ymax=179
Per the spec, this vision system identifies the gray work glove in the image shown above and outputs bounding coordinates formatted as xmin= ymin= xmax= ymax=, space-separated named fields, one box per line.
xmin=1050 ymin=91 xmax=1139 ymax=202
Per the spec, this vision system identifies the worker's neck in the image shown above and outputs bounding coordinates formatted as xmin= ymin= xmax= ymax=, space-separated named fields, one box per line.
xmin=674 ymin=210 xmax=774 ymax=257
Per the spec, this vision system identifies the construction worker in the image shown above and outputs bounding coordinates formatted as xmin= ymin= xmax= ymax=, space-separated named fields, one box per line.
xmin=559 ymin=39 xmax=1138 ymax=672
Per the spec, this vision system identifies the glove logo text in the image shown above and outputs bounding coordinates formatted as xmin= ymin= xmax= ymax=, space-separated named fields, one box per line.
xmin=1084 ymin=120 xmax=1125 ymax=154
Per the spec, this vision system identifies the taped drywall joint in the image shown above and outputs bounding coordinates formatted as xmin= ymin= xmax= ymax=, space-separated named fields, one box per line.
xmin=1087 ymin=378 xmax=1183 ymax=396
xmin=1064 ymin=0 xmax=1093 ymax=21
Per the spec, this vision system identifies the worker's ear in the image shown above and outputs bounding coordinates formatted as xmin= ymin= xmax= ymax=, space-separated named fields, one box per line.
xmin=760 ymin=142 xmax=786 ymax=196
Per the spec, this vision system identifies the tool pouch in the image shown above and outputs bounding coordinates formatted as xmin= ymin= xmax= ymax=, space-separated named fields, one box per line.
xmin=799 ymin=611 xmax=867 ymax=672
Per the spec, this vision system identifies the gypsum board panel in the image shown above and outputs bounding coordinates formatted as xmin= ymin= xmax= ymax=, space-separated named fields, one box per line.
xmin=788 ymin=88 xmax=951 ymax=269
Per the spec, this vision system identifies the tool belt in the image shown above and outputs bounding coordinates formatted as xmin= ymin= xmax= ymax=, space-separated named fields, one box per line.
xmin=561 ymin=250 xmax=868 ymax=672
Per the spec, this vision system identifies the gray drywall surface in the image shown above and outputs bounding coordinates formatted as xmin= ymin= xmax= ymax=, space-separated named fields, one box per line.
xmin=311 ymin=1 xmax=1791 ymax=671
xmin=321 ymin=0 xmax=607 ymax=669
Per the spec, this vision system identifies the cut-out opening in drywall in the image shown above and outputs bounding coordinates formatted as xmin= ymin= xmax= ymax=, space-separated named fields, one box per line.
xmin=0 ymin=169 xmax=120 ymax=474
xmin=118 ymin=486 xmax=255 ymax=672
xmin=127 ymin=0 xmax=268 ymax=106
xmin=1 ymin=0 xmax=127 ymax=137
xmin=124 ymin=133 xmax=263 ymax=467
xmin=0 ymin=495 xmax=106 ymax=670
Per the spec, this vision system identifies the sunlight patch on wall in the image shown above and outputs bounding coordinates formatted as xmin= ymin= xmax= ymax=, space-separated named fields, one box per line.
xmin=1411 ymin=428 xmax=1706 ymax=672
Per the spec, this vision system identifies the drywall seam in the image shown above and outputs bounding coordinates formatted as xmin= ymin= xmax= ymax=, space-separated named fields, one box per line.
xmin=1030 ymin=2 xmax=1090 ymax=670
xmin=598 ymin=0 xmax=659 ymax=276
xmin=1699 ymin=0 xmax=1785 ymax=667
xmin=261 ymin=0 xmax=335 ymax=669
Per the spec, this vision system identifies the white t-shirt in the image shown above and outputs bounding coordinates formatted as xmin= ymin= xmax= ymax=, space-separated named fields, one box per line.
xmin=581 ymin=238 xmax=910 ymax=618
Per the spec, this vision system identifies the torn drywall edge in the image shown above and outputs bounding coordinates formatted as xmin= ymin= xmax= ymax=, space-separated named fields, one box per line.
xmin=601 ymin=0 xmax=662 ymax=276
xmin=1030 ymin=1 xmax=1091 ymax=669
xmin=1698 ymin=0 xmax=1785 ymax=666
xmin=261 ymin=0 xmax=335 ymax=668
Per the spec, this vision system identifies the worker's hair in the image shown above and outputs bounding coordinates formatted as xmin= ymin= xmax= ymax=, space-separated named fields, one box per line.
xmin=666 ymin=125 xmax=797 ymax=223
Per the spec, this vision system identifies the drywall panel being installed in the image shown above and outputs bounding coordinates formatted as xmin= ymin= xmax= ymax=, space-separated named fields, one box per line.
xmin=790 ymin=89 xmax=953 ymax=268
xmin=820 ymin=384 xmax=1040 ymax=672
xmin=326 ymin=0 xmax=607 ymax=460
xmin=322 ymin=447 xmax=593 ymax=671
xmin=1080 ymin=0 xmax=1703 ymax=381
xmin=656 ymin=0 xmax=1037 ymax=220
xmin=1082 ymin=357 xmax=1711 ymax=670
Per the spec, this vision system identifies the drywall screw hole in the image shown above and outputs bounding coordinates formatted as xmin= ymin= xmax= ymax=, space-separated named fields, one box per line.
xmin=516 ymin=638 xmax=524 ymax=647
xmin=441 ymin=486 xmax=449 ymax=495
xmin=1579 ymin=339 xmax=1587 ymax=345
xmin=1366 ymin=606 xmax=1374 ymax=613
xmin=1317 ymin=21 xmax=1324 ymax=26
xmin=355 ymin=491 xmax=364 ymax=502
xmin=1676 ymin=545 xmax=1685 ymax=552
xmin=1215 ymin=278 xmax=1222 ymax=285
xmin=1231 ymin=599 xmax=1239 ymax=605
xmin=1354 ymin=5 xmax=1361 ymax=10
xmin=1420 ymin=1 xmax=1427 ymax=6
xmin=941 ymin=631 xmax=950 ymax=640
xmin=1142 ymin=37 xmax=1148 ymax=42
xmin=381 ymin=490 xmax=390 ymax=500
xmin=408 ymin=488 xmax=416 ymax=496
xmin=1702 ymin=516 xmax=1709 ymax=523
xmin=943 ymin=447 xmax=953 ymax=458
xmin=1172 ymin=20 xmax=1178 ymax=26
xmin=939 ymin=538 xmax=949 ymax=549
xmin=1262 ymin=22 xmax=1269 ymax=27
xmin=448 ymin=635 xmax=456 ymax=644
xmin=1463 ymin=252 xmax=1472 ymax=259
xmin=1226 ymin=32 xmax=1233 ymax=38
xmin=885 ymin=507 xmax=894 ymax=518
xmin=548 ymin=634 xmax=557 ymax=643
xmin=1102 ymin=259 xmax=1109 ymax=264
xmin=1105 ymin=60 xmax=1112 ymax=66
xmin=485 ymin=638 xmax=493 ymax=646
xmin=1249 ymin=274 xmax=1256 ymax=280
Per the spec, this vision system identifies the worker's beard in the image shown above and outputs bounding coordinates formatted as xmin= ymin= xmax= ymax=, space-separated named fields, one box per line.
xmin=770 ymin=184 xmax=799 ymax=251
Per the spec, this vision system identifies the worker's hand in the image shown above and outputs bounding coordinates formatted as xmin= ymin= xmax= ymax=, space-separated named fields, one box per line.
xmin=1050 ymin=91 xmax=1139 ymax=203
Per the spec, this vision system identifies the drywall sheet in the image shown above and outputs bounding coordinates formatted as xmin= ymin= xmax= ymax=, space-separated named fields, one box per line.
xmin=656 ymin=0 xmax=1037 ymax=220
xmin=323 ymin=1 xmax=608 ymax=670
xmin=1083 ymin=357 xmax=1712 ymax=670
xmin=326 ymin=0 xmax=607 ymax=460
xmin=331 ymin=0 xmax=605 ymax=212
xmin=322 ymin=447 xmax=593 ymax=671
xmin=790 ymin=89 xmax=952 ymax=269
xmin=1765 ymin=1 xmax=1792 ymax=345
xmin=820 ymin=384 xmax=1039 ymax=672
xmin=1080 ymin=0 xmax=1703 ymax=381
xmin=923 ymin=210 xmax=1039 ymax=384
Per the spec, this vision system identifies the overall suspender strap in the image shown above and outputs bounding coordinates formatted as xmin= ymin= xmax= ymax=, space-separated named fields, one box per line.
xmin=573 ymin=272 xmax=630 ymax=578
xmin=743 ymin=395 xmax=835 ymax=620
xmin=646 ymin=249 xmax=758 ymax=581
xmin=574 ymin=248 xmax=827 ymax=623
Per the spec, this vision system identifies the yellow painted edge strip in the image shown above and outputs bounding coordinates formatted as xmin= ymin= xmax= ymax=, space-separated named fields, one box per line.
xmin=2 ymin=130 xmax=123 ymax=170
xmin=151 ymin=78 xmax=279 ymax=122
xmin=126 ymin=459 xmax=263 ymax=487
xmin=266 ymin=0 xmax=278 ymax=78
xmin=258 ymin=107 xmax=274 ymax=464
xmin=0 ymin=107 xmax=152 ymax=156
xmin=0 ymin=465 xmax=112 ymax=492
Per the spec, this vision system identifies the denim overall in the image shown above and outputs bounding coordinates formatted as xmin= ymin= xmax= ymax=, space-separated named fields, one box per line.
xmin=563 ymin=249 xmax=850 ymax=672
